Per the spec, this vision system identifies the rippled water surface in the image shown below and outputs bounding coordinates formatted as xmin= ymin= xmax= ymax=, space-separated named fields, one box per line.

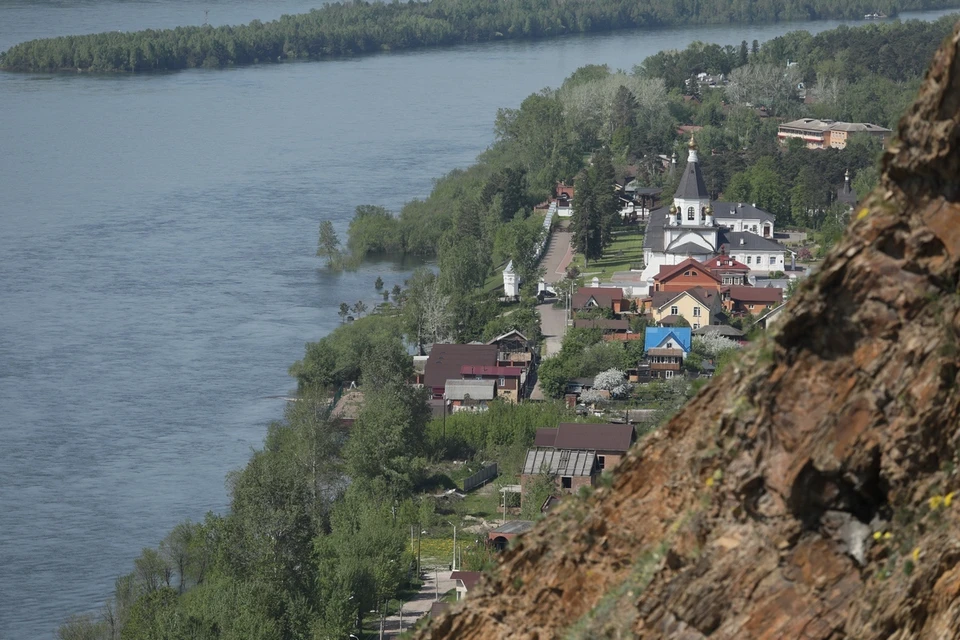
xmin=1 ymin=3 xmax=956 ymax=637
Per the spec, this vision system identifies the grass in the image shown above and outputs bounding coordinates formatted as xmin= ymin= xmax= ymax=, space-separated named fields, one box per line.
xmin=570 ymin=228 xmax=645 ymax=282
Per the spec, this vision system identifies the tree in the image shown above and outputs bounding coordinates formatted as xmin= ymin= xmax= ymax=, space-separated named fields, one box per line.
xmin=338 ymin=302 xmax=350 ymax=324
xmin=374 ymin=276 xmax=384 ymax=291
xmin=351 ymin=300 xmax=367 ymax=318
xmin=316 ymin=220 xmax=342 ymax=268
xmin=571 ymin=147 xmax=619 ymax=265
xmin=738 ymin=40 xmax=748 ymax=67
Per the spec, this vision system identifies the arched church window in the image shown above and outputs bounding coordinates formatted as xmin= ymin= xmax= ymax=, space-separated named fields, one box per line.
xmin=687 ymin=207 xmax=695 ymax=221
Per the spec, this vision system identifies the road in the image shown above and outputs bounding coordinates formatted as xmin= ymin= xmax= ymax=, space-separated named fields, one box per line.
xmin=540 ymin=229 xmax=574 ymax=284
xmin=382 ymin=568 xmax=456 ymax=639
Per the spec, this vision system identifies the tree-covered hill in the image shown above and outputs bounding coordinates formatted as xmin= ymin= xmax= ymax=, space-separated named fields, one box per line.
xmin=2 ymin=0 xmax=958 ymax=73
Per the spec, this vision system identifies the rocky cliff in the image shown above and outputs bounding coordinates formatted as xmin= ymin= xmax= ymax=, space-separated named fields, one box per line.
xmin=417 ymin=24 xmax=960 ymax=640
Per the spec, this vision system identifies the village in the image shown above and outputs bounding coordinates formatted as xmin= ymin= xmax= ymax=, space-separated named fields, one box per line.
xmin=327 ymin=131 xmax=877 ymax=637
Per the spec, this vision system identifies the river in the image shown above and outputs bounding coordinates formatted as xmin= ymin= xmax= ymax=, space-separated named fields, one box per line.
xmin=0 ymin=4 xmax=956 ymax=637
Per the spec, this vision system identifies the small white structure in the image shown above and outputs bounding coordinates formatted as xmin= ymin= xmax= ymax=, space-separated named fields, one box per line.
xmin=503 ymin=260 xmax=519 ymax=297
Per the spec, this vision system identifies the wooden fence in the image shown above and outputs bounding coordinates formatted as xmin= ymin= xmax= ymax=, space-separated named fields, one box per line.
xmin=462 ymin=463 xmax=498 ymax=492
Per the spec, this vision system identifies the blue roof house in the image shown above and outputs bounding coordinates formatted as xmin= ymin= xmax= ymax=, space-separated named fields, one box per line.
xmin=644 ymin=327 xmax=692 ymax=354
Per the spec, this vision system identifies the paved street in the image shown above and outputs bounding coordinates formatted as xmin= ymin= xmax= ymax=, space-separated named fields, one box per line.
xmin=540 ymin=229 xmax=574 ymax=284
xmin=382 ymin=568 xmax=456 ymax=639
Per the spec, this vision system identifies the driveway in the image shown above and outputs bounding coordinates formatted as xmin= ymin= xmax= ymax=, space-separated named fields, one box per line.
xmin=539 ymin=229 xmax=574 ymax=284
xmin=382 ymin=568 xmax=456 ymax=638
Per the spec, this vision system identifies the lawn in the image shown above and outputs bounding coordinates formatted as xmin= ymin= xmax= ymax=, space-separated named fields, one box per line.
xmin=570 ymin=227 xmax=645 ymax=282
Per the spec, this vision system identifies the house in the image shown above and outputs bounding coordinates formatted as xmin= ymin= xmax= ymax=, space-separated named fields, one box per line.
xmin=640 ymin=137 xmax=789 ymax=288
xmin=486 ymin=329 xmax=534 ymax=369
xmin=645 ymin=287 xmax=721 ymax=330
xmin=460 ymin=365 xmax=525 ymax=402
xmin=535 ymin=423 xmax=636 ymax=471
xmin=572 ymin=287 xmax=628 ymax=314
xmin=423 ymin=344 xmax=498 ymax=399
xmin=640 ymin=327 xmax=691 ymax=380
xmin=444 ymin=379 xmax=496 ymax=412
xmin=693 ymin=324 xmax=746 ymax=341
xmin=521 ymin=448 xmax=598 ymax=504
xmin=756 ymin=303 xmax=786 ymax=330
xmin=777 ymin=118 xmax=892 ymax=150
xmin=644 ymin=327 xmax=692 ymax=354
xmin=572 ymin=318 xmax=631 ymax=333
xmin=702 ymin=254 xmax=750 ymax=286
xmin=488 ymin=520 xmax=534 ymax=551
xmin=331 ymin=388 xmax=364 ymax=427
xmin=450 ymin=571 xmax=482 ymax=601
xmin=722 ymin=286 xmax=783 ymax=315
xmin=711 ymin=202 xmax=775 ymax=237
xmin=650 ymin=258 xmax=721 ymax=294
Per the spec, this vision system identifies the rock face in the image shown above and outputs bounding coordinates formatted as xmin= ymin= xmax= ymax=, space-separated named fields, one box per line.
xmin=417 ymin=25 xmax=960 ymax=640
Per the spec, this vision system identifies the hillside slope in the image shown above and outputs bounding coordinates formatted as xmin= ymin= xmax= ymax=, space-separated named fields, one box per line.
xmin=417 ymin=22 xmax=960 ymax=640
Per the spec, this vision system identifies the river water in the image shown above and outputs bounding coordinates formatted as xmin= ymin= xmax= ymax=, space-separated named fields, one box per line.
xmin=1 ymin=4 xmax=956 ymax=637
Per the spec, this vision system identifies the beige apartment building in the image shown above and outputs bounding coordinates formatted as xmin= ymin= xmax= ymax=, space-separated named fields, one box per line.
xmin=777 ymin=118 xmax=891 ymax=149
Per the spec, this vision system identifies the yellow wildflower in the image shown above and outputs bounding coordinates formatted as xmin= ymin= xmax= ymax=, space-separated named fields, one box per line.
xmin=929 ymin=495 xmax=944 ymax=510
xmin=912 ymin=547 xmax=921 ymax=562
xmin=945 ymin=492 xmax=955 ymax=507
xmin=857 ymin=208 xmax=870 ymax=220
xmin=705 ymin=477 xmax=715 ymax=487
xmin=873 ymin=531 xmax=883 ymax=541
xmin=883 ymin=532 xmax=892 ymax=540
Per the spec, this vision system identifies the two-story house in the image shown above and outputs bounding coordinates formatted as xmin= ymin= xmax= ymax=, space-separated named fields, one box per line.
xmin=534 ymin=423 xmax=636 ymax=472
xmin=423 ymin=343 xmax=498 ymax=399
xmin=460 ymin=365 xmax=525 ymax=402
xmin=650 ymin=258 xmax=721 ymax=294
xmin=645 ymin=286 xmax=721 ymax=330
xmin=572 ymin=287 xmax=629 ymax=314
xmin=702 ymin=254 xmax=751 ymax=286
xmin=722 ymin=285 xmax=783 ymax=315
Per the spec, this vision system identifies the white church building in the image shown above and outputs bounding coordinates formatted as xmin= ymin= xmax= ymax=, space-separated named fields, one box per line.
xmin=640 ymin=137 xmax=789 ymax=287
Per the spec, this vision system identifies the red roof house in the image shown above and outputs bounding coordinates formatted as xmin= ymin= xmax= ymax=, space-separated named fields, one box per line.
xmin=572 ymin=287 xmax=628 ymax=313
xmin=652 ymin=258 xmax=721 ymax=294
xmin=423 ymin=344 xmax=498 ymax=399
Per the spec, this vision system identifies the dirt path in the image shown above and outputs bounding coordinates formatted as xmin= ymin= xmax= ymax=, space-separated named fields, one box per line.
xmin=382 ymin=568 xmax=456 ymax=639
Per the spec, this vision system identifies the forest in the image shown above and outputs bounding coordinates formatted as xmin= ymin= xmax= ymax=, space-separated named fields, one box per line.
xmin=2 ymin=0 xmax=958 ymax=72
xmin=57 ymin=15 xmax=960 ymax=640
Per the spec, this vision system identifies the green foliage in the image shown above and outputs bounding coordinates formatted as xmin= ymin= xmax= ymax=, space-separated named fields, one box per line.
xmin=521 ymin=471 xmax=557 ymax=520
xmin=288 ymin=314 xmax=404 ymax=391
xmin=571 ymin=147 xmax=619 ymax=265
xmin=347 ymin=205 xmax=403 ymax=257
xmin=427 ymin=400 xmax=575 ymax=460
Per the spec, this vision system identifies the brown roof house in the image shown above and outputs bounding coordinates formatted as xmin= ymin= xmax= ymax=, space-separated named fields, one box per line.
xmin=651 ymin=258 xmax=721 ymax=294
xmin=486 ymin=329 xmax=534 ymax=369
xmin=423 ymin=344 xmax=497 ymax=399
xmin=460 ymin=365 xmax=525 ymax=402
xmin=535 ymin=422 xmax=636 ymax=471
xmin=702 ymin=254 xmax=751 ymax=286
xmin=572 ymin=287 xmax=628 ymax=314
xmin=488 ymin=520 xmax=534 ymax=551
xmin=572 ymin=318 xmax=631 ymax=333
xmin=722 ymin=285 xmax=783 ymax=315
xmin=450 ymin=571 xmax=483 ymax=601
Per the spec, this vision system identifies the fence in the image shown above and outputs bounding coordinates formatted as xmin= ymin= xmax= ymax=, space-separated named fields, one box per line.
xmin=462 ymin=463 xmax=498 ymax=492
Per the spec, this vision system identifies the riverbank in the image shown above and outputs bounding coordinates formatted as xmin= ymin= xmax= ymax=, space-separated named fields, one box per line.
xmin=4 ymin=0 xmax=960 ymax=73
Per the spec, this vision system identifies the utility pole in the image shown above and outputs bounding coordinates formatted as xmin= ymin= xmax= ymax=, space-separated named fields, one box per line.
xmin=399 ymin=605 xmax=403 ymax=633
xmin=452 ymin=525 xmax=457 ymax=571
xmin=435 ymin=568 xmax=439 ymax=600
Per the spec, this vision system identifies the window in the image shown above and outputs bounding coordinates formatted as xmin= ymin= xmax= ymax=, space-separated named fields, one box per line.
xmin=746 ymin=256 xmax=752 ymax=264
xmin=769 ymin=256 xmax=776 ymax=265
xmin=723 ymin=277 xmax=731 ymax=284
xmin=561 ymin=476 xmax=572 ymax=489
xmin=687 ymin=207 xmax=695 ymax=220
xmin=749 ymin=304 xmax=755 ymax=310
xmin=693 ymin=307 xmax=701 ymax=317
xmin=665 ymin=370 xmax=674 ymax=379
xmin=670 ymin=306 xmax=678 ymax=316
xmin=756 ymin=255 xmax=762 ymax=265
xmin=684 ymin=271 xmax=691 ymax=276
xmin=752 ymin=225 xmax=758 ymax=232
xmin=666 ymin=342 xmax=673 ymax=348
xmin=693 ymin=323 xmax=700 ymax=329
xmin=597 ymin=455 xmax=606 ymax=470
xmin=498 ymin=377 xmax=505 ymax=387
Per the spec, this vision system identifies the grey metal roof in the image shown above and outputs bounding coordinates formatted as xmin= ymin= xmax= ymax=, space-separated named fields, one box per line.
xmin=711 ymin=201 xmax=775 ymax=223
xmin=444 ymin=379 xmax=496 ymax=401
xmin=675 ymin=157 xmax=709 ymax=199
xmin=522 ymin=448 xmax=596 ymax=477
xmin=491 ymin=520 xmax=535 ymax=535
xmin=719 ymin=230 xmax=787 ymax=252
xmin=666 ymin=241 xmax=714 ymax=255
xmin=693 ymin=324 xmax=745 ymax=337
xmin=642 ymin=208 xmax=669 ymax=250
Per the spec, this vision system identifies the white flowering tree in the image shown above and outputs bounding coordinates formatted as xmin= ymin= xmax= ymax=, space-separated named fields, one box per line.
xmin=592 ymin=368 xmax=634 ymax=399
xmin=692 ymin=334 xmax=741 ymax=358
